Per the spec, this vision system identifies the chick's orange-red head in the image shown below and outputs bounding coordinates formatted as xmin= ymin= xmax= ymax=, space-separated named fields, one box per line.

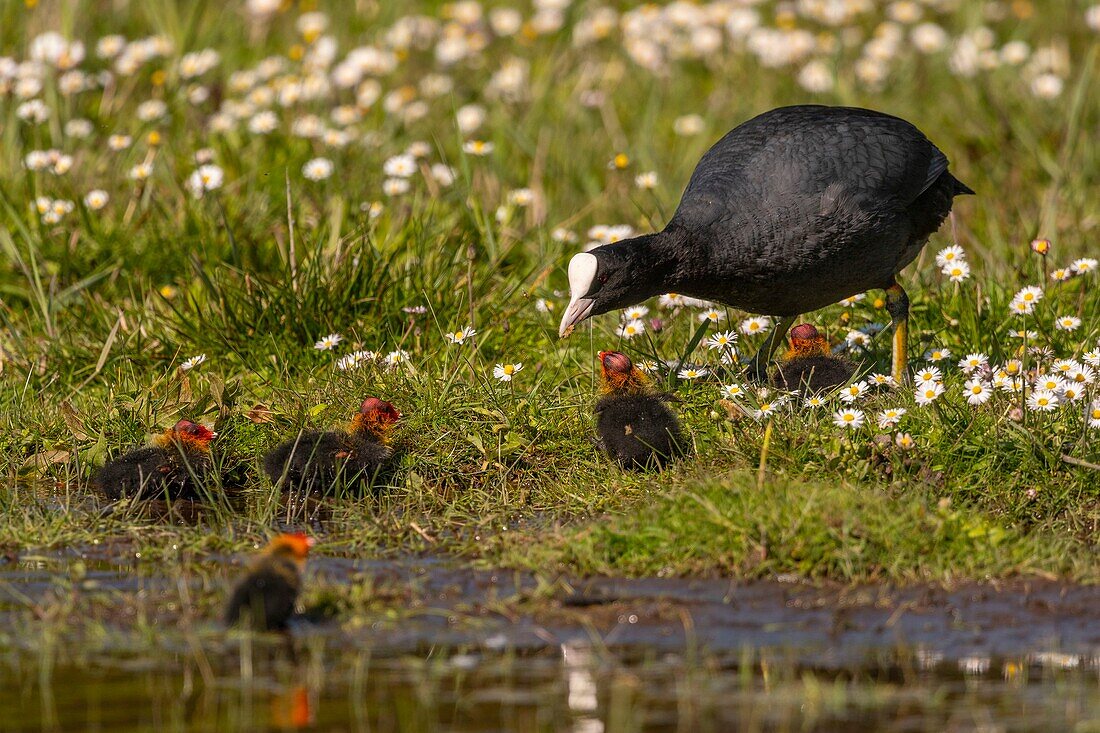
xmin=785 ymin=323 xmax=830 ymax=360
xmin=264 ymin=532 xmax=315 ymax=563
xmin=157 ymin=419 xmax=216 ymax=450
xmin=598 ymin=350 xmax=650 ymax=394
xmin=351 ymin=397 xmax=401 ymax=440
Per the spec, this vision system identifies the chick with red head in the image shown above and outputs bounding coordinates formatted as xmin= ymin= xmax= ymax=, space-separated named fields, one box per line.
xmin=770 ymin=323 xmax=855 ymax=393
xmin=224 ymin=533 xmax=314 ymax=631
xmin=264 ymin=398 xmax=400 ymax=495
xmin=94 ymin=419 xmax=218 ymax=501
xmin=595 ymin=351 xmax=688 ymax=470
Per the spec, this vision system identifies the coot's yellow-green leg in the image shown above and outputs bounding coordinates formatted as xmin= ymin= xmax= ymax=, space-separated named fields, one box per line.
xmin=885 ymin=281 xmax=910 ymax=385
xmin=748 ymin=315 xmax=797 ymax=381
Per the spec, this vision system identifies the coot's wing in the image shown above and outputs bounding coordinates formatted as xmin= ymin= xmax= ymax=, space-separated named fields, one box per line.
xmin=672 ymin=106 xmax=947 ymax=233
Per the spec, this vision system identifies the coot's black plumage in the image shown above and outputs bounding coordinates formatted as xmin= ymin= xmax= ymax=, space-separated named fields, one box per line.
xmin=264 ymin=398 xmax=399 ymax=495
xmin=595 ymin=351 xmax=688 ymax=470
xmin=560 ymin=105 xmax=972 ymax=382
xmin=771 ymin=323 xmax=855 ymax=393
xmin=224 ymin=533 xmax=312 ymax=631
xmin=94 ymin=419 xmax=217 ymax=501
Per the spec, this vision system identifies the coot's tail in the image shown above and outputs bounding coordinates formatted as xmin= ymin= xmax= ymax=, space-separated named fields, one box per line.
xmin=950 ymin=173 xmax=975 ymax=196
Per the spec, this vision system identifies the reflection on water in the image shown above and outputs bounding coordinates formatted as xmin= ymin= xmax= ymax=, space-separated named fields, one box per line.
xmin=562 ymin=641 xmax=603 ymax=733
xmin=0 ymin=644 xmax=1097 ymax=732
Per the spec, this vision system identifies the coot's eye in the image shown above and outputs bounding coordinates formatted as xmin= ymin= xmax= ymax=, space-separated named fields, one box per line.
xmin=598 ymin=273 xmax=609 ymax=284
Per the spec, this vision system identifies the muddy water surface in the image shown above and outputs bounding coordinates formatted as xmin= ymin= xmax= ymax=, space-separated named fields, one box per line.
xmin=0 ymin=551 xmax=1096 ymax=732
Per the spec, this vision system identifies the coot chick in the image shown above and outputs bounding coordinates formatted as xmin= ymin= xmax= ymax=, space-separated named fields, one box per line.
xmin=264 ymin=398 xmax=400 ymax=495
xmin=94 ymin=419 xmax=217 ymax=501
xmin=224 ymin=533 xmax=313 ymax=631
xmin=771 ymin=323 xmax=855 ymax=393
xmin=559 ymin=105 xmax=972 ymax=383
xmin=595 ymin=351 xmax=688 ymax=469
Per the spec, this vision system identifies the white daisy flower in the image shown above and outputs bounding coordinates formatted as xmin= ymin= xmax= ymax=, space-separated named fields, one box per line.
xmin=180 ymin=354 xmax=207 ymax=371
xmin=445 ymin=326 xmax=477 ymax=344
xmin=302 ymin=157 xmax=334 ymax=180
xmin=924 ymin=348 xmax=951 ymax=362
xmin=383 ymin=178 xmax=410 ymax=196
xmin=84 ymin=190 xmax=109 ymax=210
xmin=383 ymin=153 xmax=417 ymax=178
xmin=963 ymin=379 xmax=992 ymax=405
xmin=1033 ymin=375 xmax=1066 ymax=393
xmin=384 ymin=349 xmax=410 ymax=367
xmin=706 ymin=331 xmax=738 ymax=350
xmin=1009 ymin=298 xmax=1035 ymax=316
xmin=845 ymin=330 xmax=871 ymax=349
xmin=622 ymin=305 xmax=649 ymax=321
xmin=462 ymin=140 xmax=494 ymax=156
xmin=803 ymin=395 xmax=826 ymax=408
xmin=1068 ymin=365 xmax=1095 ymax=385
xmin=839 ymin=380 xmax=869 ymax=404
xmin=868 ymin=373 xmax=895 ymax=387
xmin=958 ymin=353 xmax=988 ymax=373
xmin=914 ymin=382 xmax=945 ymax=405
xmin=943 ymin=261 xmax=971 ymax=282
xmin=877 ymin=407 xmax=906 ymax=428
xmin=1013 ymin=285 xmax=1044 ymax=305
xmin=1055 ymin=315 xmax=1081 ymax=331
xmin=739 ymin=316 xmax=771 ymax=334
xmin=699 ymin=309 xmax=726 ymax=324
xmin=838 ymin=293 xmax=866 ymax=307
xmin=1026 ymin=389 xmax=1059 ymax=412
xmin=617 ymin=319 xmax=646 ymax=339
xmin=721 ymin=383 xmax=745 ymax=399
xmin=914 ymin=367 xmax=943 ymax=385
xmin=493 ymin=363 xmax=523 ymax=382
xmin=833 ymin=408 xmax=865 ymax=429
xmin=129 ymin=162 xmax=153 ymax=180
xmin=678 ymin=366 xmax=709 ymax=380
xmin=314 ymin=333 xmax=343 ymax=350
xmin=187 ymin=164 xmax=224 ymax=198
xmin=1060 ymin=384 xmax=1084 ymax=402
xmin=1070 ymin=258 xmax=1097 ymax=274
xmin=935 ymin=244 xmax=965 ymax=267
xmin=658 ymin=293 xmax=685 ymax=308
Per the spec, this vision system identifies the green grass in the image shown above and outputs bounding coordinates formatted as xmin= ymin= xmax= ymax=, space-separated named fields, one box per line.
xmin=0 ymin=0 xmax=1097 ymax=584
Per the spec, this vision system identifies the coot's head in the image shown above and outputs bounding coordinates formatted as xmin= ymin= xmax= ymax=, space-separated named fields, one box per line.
xmin=352 ymin=397 xmax=401 ymax=439
xmin=559 ymin=249 xmax=647 ymax=338
xmin=785 ymin=323 xmax=830 ymax=360
xmin=598 ymin=350 xmax=651 ymax=394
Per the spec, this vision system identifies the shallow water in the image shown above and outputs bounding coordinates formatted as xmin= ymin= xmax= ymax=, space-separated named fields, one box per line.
xmin=0 ymin=552 xmax=1096 ymax=732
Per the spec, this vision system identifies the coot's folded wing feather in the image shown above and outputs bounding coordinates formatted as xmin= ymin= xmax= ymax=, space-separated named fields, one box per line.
xmin=672 ymin=106 xmax=949 ymax=240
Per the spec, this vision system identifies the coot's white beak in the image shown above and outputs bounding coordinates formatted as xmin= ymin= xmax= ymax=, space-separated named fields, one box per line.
xmin=559 ymin=253 xmax=598 ymax=338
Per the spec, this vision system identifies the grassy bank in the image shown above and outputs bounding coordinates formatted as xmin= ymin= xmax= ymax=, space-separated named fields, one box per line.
xmin=0 ymin=0 xmax=1097 ymax=583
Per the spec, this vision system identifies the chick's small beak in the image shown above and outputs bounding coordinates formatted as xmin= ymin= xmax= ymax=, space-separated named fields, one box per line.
xmin=558 ymin=296 xmax=595 ymax=338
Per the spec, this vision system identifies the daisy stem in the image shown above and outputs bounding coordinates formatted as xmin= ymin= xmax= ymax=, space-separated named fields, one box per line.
xmin=756 ymin=418 xmax=773 ymax=492
xmin=678 ymin=319 xmax=711 ymax=379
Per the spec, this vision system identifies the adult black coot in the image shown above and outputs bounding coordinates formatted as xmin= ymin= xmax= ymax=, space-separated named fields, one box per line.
xmin=558 ymin=105 xmax=972 ymax=383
